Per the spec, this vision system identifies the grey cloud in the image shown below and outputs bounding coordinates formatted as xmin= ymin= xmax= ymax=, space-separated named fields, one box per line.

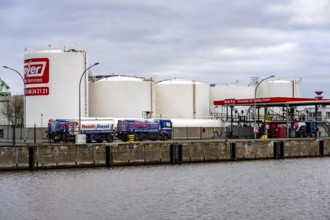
xmin=1 ymin=0 xmax=329 ymax=97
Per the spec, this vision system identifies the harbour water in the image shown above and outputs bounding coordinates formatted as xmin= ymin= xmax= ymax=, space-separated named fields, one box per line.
xmin=1 ymin=158 xmax=330 ymax=220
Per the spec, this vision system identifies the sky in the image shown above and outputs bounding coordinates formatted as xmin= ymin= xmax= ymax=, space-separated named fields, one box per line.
xmin=1 ymin=0 xmax=330 ymax=97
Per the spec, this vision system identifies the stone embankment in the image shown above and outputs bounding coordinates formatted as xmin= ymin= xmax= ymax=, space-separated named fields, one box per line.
xmin=0 ymin=138 xmax=329 ymax=171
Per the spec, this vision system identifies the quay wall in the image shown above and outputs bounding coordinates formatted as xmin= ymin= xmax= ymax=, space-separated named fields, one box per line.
xmin=0 ymin=138 xmax=329 ymax=170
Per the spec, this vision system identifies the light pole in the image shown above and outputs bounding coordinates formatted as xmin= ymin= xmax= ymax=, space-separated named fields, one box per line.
xmin=254 ymin=75 xmax=275 ymax=139
xmin=79 ymin=62 xmax=99 ymax=133
xmin=3 ymin=66 xmax=27 ymax=142
xmin=41 ymin=113 xmax=43 ymax=139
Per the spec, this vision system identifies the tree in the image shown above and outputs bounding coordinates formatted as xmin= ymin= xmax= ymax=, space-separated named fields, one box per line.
xmin=0 ymin=95 xmax=24 ymax=127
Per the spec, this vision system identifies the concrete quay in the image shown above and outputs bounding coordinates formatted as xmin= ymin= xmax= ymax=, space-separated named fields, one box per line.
xmin=0 ymin=138 xmax=329 ymax=171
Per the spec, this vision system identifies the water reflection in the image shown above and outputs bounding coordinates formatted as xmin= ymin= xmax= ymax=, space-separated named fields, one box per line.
xmin=1 ymin=158 xmax=330 ymax=220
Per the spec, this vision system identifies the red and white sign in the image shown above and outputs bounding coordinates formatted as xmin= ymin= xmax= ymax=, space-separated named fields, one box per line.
xmin=224 ymin=99 xmax=236 ymax=105
xmin=24 ymin=58 xmax=49 ymax=84
xmin=254 ymin=126 xmax=259 ymax=133
xmin=25 ymin=87 xmax=49 ymax=96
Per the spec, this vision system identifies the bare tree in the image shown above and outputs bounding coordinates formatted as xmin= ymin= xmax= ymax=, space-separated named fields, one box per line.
xmin=0 ymin=95 xmax=24 ymax=127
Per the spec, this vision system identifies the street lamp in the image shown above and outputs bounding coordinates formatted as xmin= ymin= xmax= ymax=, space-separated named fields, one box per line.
xmin=3 ymin=65 xmax=27 ymax=142
xmin=254 ymin=75 xmax=275 ymax=139
xmin=79 ymin=62 xmax=99 ymax=133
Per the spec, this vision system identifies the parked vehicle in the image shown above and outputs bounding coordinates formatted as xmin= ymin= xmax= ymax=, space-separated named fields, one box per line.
xmin=116 ymin=119 xmax=172 ymax=141
xmin=294 ymin=120 xmax=317 ymax=138
xmin=266 ymin=120 xmax=317 ymax=138
xmin=48 ymin=119 xmax=115 ymax=143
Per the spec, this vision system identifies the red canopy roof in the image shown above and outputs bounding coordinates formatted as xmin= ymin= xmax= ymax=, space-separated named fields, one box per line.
xmin=214 ymin=97 xmax=330 ymax=106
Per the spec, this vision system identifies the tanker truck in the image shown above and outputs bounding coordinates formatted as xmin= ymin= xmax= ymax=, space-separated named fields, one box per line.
xmin=116 ymin=119 xmax=172 ymax=141
xmin=48 ymin=118 xmax=116 ymax=143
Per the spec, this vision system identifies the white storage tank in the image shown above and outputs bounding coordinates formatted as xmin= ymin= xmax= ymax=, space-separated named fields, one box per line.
xmin=210 ymin=84 xmax=255 ymax=108
xmin=257 ymin=79 xmax=302 ymax=98
xmin=89 ymin=75 xmax=156 ymax=118
xmin=24 ymin=45 xmax=89 ymax=128
xmin=156 ymin=79 xmax=210 ymax=119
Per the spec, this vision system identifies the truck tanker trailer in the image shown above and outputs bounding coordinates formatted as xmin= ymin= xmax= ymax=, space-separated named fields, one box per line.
xmin=116 ymin=119 xmax=172 ymax=141
xmin=48 ymin=118 xmax=115 ymax=143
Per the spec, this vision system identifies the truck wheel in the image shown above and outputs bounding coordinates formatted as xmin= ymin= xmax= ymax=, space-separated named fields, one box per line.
xmin=51 ymin=133 xmax=57 ymax=142
xmin=162 ymin=134 xmax=169 ymax=141
xmin=122 ymin=135 xmax=129 ymax=142
xmin=139 ymin=134 xmax=146 ymax=141
xmin=107 ymin=135 xmax=114 ymax=142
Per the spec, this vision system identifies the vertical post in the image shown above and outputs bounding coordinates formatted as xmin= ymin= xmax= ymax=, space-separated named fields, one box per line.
xmin=230 ymin=106 xmax=234 ymax=138
xmin=273 ymin=142 xmax=278 ymax=159
xmin=34 ymin=123 xmax=36 ymax=144
xmin=231 ymin=143 xmax=236 ymax=161
xmin=177 ymin=144 xmax=183 ymax=164
xmin=280 ymin=142 xmax=285 ymax=159
xmin=12 ymin=125 xmax=15 ymax=146
xmin=105 ymin=145 xmax=111 ymax=167
xmin=319 ymin=140 xmax=324 ymax=157
xmin=29 ymin=146 xmax=35 ymax=170
xmin=193 ymin=80 xmax=196 ymax=119
xmin=170 ymin=144 xmax=176 ymax=164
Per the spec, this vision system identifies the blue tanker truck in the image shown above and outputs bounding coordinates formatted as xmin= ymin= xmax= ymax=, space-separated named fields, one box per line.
xmin=48 ymin=119 xmax=116 ymax=143
xmin=116 ymin=119 xmax=172 ymax=141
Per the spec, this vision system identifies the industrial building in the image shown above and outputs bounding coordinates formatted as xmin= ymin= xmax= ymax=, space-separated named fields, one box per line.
xmin=1 ymin=44 xmax=329 ymax=141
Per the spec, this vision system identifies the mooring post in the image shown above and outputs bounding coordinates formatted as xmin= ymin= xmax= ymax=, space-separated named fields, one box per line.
xmin=105 ymin=145 xmax=111 ymax=167
xmin=177 ymin=144 xmax=183 ymax=164
xmin=29 ymin=146 xmax=35 ymax=170
xmin=170 ymin=144 xmax=176 ymax=164
xmin=280 ymin=142 xmax=285 ymax=159
xmin=273 ymin=142 xmax=278 ymax=159
xmin=319 ymin=140 xmax=324 ymax=157
xmin=231 ymin=143 xmax=236 ymax=161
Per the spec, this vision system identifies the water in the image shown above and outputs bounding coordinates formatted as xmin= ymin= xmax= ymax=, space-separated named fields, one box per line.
xmin=1 ymin=158 xmax=330 ymax=220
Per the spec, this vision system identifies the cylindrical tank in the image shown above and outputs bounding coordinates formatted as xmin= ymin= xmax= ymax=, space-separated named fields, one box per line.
xmin=257 ymin=79 xmax=302 ymax=98
xmin=210 ymin=84 xmax=254 ymax=107
xmin=156 ymin=79 xmax=210 ymax=119
xmin=24 ymin=45 xmax=88 ymax=128
xmin=210 ymin=84 xmax=255 ymax=116
xmin=89 ymin=76 xmax=156 ymax=118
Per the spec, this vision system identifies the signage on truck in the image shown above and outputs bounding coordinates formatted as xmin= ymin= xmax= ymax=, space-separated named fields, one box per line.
xmin=24 ymin=58 xmax=49 ymax=84
xmin=81 ymin=123 xmax=113 ymax=130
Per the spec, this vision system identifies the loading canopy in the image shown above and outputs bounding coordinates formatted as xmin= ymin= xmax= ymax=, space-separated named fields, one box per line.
xmin=214 ymin=96 xmax=330 ymax=107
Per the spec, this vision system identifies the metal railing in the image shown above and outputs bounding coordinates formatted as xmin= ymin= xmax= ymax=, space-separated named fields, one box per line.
xmin=0 ymin=125 xmax=48 ymax=145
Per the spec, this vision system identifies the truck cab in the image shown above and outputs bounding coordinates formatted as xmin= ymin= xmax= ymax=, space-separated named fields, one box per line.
xmin=157 ymin=119 xmax=172 ymax=140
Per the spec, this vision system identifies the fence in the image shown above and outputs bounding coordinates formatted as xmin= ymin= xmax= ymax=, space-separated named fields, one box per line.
xmin=0 ymin=125 xmax=48 ymax=144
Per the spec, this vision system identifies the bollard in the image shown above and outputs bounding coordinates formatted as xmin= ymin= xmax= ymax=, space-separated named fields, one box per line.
xmin=29 ymin=147 xmax=35 ymax=170
xmin=128 ymin=134 xmax=135 ymax=149
xmin=170 ymin=144 xmax=176 ymax=164
xmin=231 ymin=143 xmax=236 ymax=161
xmin=177 ymin=144 xmax=183 ymax=164
xmin=105 ymin=145 xmax=111 ymax=167
xmin=279 ymin=142 xmax=285 ymax=159
xmin=273 ymin=142 xmax=278 ymax=159
xmin=319 ymin=140 xmax=324 ymax=157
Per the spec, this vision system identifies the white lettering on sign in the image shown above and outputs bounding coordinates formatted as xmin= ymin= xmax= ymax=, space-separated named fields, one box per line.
xmin=24 ymin=60 xmax=47 ymax=77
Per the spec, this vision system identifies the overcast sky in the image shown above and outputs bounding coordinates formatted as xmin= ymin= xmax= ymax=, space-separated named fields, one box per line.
xmin=1 ymin=0 xmax=330 ymax=97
